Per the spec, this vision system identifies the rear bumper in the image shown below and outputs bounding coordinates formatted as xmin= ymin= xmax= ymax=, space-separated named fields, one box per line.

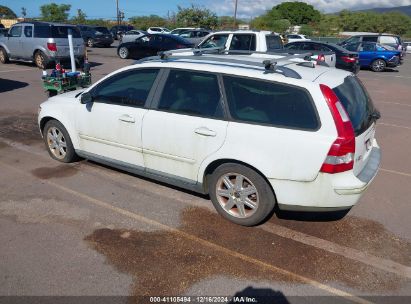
xmin=271 ymin=140 xmax=381 ymax=211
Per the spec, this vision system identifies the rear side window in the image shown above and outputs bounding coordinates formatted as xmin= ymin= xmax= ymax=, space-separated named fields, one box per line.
xmin=333 ymin=76 xmax=375 ymax=135
xmin=51 ymin=26 xmax=81 ymax=38
xmin=34 ymin=26 xmax=51 ymax=38
xmin=362 ymin=36 xmax=378 ymax=42
xmin=266 ymin=35 xmax=283 ymax=51
xmin=158 ymin=70 xmax=223 ymax=119
xmin=379 ymin=36 xmax=398 ymax=44
xmin=230 ymin=34 xmax=256 ymax=51
xmin=223 ymin=76 xmax=319 ymax=130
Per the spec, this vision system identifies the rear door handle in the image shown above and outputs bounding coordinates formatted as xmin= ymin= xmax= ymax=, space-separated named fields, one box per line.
xmin=195 ymin=127 xmax=216 ymax=137
xmin=119 ymin=114 xmax=135 ymax=123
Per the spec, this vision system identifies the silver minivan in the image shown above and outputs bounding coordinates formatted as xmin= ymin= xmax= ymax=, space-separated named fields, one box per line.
xmin=0 ymin=21 xmax=85 ymax=69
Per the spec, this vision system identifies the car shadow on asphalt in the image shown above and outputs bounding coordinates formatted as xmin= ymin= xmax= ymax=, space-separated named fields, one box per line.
xmin=228 ymin=286 xmax=290 ymax=304
xmin=0 ymin=78 xmax=29 ymax=93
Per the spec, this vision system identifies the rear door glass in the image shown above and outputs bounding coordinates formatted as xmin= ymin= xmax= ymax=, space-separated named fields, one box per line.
xmin=229 ymin=34 xmax=256 ymax=51
xmin=333 ymin=76 xmax=376 ymax=135
xmin=362 ymin=36 xmax=378 ymax=42
xmin=266 ymin=35 xmax=283 ymax=51
xmin=223 ymin=76 xmax=319 ymax=130
xmin=200 ymin=34 xmax=229 ymax=48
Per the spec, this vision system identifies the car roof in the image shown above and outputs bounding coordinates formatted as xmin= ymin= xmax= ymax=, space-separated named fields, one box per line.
xmin=125 ymin=55 xmax=350 ymax=87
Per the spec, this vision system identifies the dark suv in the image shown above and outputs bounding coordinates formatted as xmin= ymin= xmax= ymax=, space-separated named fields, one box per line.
xmin=77 ymin=25 xmax=113 ymax=47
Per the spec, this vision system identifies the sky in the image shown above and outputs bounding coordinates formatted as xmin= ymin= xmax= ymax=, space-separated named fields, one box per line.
xmin=2 ymin=0 xmax=411 ymax=20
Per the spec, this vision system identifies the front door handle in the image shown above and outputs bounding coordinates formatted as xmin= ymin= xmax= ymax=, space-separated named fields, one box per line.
xmin=195 ymin=127 xmax=216 ymax=137
xmin=119 ymin=114 xmax=135 ymax=123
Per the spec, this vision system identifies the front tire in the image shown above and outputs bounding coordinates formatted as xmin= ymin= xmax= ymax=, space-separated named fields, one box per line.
xmin=208 ymin=163 xmax=276 ymax=226
xmin=371 ymin=59 xmax=386 ymax=72
xmin=43 ymin=120 xmax=78 ymax=163
xmin=118 ymin=46 xmax=129 ymax=59
xmin=0 ymin=47 xmax=9 ymax=64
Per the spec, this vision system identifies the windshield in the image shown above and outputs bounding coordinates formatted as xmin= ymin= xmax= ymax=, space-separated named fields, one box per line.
xmin=333 ymin=76 xmax=376 ymax=135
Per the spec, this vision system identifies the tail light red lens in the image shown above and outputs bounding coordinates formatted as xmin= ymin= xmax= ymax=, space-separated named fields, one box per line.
xmin=341 ymin=56 xmax=357 ymax=63
xmin=317 ymin=54 xmax=325 ymax=62
xmin=175 ymin=44 xmax=186 ymax=49
xmin=319 ymin=84 xmax=356 ymax=174
xmin=47 ymin=43 xmax=57 ymax=52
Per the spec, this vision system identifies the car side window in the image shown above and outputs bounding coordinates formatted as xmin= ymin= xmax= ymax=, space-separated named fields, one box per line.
xmin=223 ymin=76 xmax=319 ymax=130
xmin=200 ymin=34 xmax=229 ymax=48
xmin=157 ymin=70 xmax=224 ymax=119
xmin=345 ymin=43 xmax=360 ymax=52
xmin=285 ymin=43 xmax=300 ymax=50
xmin=230 ymin=34 xmax=256 ymax=51
xmin=379 ymin=36 xmax=397 ymax=44
xmin=362 ymin=36 xmax=378 ymax=42
xmin=24 ymin=26 xmax=33 ymax=37
xmin=10 ymin=26 xmax=22 ymax=37
xmin=362 ymin=43 xmax=376 ymax=52
xmin=92 ymin=69 xmax=159 ymax=107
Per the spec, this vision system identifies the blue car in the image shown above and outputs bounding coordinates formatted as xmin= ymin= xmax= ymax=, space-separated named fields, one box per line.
xmin=344 ymin=42 xmax=402 ymax=72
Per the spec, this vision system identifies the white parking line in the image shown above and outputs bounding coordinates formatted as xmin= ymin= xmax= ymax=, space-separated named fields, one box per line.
xmin=0 ymin=160 xmax=374 ymax=304
xmin=1 ymin=136 xmax=411 ymax=277
xmin=0 ymin=68 xmax=35 ymax=73
xmin=380 ymin=101 xmax=411 ymax=107
xmin=379 ymin=122 xmax=411 ymax=130
xmin=380 ymin=168 xmax=411 ymax=178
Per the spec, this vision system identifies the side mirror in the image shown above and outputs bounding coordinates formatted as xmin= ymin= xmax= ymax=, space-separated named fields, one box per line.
xmin=80 ymin=92 xmax=93 ymax=104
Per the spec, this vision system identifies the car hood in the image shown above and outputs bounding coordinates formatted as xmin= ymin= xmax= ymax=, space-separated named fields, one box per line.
xmin=47 ymin=88 xmax=84 ymax=103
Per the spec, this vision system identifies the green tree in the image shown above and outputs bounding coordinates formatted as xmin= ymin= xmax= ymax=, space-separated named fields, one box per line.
xmin=299 ymin=24 xmax=314 ymax=36
xmin=218 ymin=16 xmax=245 ymax=29
xmin=0 ymin=5 xmax=17 ymax=18
xmin=71 ymin=9 xmax=87 ymax=24
xmin=175 ymin=5 xmax=218 ymax=29
xmin=129 ymin=15 xmax=167 ymax=30
xmin=274 ymin=2 xmax=321 ymax=25
xmin=40 ymin=3 xmax=71 ymax=22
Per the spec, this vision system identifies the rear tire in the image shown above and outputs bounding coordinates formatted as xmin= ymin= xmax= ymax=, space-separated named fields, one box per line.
xmin=43 ymin=120 xmax=78 ymax=163
xmin=208 ymin=163 xmax=276 ymax=226
xmin=87 ymin=38 xmax=94 ymax=48
xmin=34 ymin=51 xmax=49 ymax=69
xmin=371 ymin=59 xmax=386 ymax=72
xmin=0 ymin=47 xmax=9 ymax=64
xmin=118 ymin=46 xmax=129 ymax=59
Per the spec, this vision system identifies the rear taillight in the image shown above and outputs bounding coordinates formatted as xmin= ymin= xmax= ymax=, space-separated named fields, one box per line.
xmin=47 ymin=43 xmax=57 ymax=52
xmin=317 ymin=54 xmax=325 ymax=62
xmin=175 ymin=44 xmax=186 ymax=49
xmin=341 ymin=55 xmax=357 ymax=63
xmin=320 ymin=84 xmax=355 ymax=174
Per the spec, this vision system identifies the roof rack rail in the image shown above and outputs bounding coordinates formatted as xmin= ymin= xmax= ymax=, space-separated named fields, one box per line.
xmin=137 ymin=48 xmax=323 ymax=79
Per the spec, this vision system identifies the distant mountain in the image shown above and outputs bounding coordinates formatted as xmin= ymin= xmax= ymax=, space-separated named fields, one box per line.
xmin=355 ymin=5 xmax=411 ymax=16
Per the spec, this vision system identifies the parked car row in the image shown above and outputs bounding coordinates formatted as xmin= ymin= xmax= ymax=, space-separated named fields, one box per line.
xmin=0 ymin=20 xmax=407 ymax=74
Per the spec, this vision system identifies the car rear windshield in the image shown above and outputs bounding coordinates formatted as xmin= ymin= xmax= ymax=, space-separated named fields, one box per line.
xmin=333 ymin=76 xmax=376 ymax=135
xmin=51 ymin=26 xmax=81 ymax=38
xmin=266 ymin=35 xmax=283 ymax=51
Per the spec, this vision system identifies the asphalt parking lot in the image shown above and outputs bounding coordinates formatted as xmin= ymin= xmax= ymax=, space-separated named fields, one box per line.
xmin=0 ymin=44 xmax=410 ymax=303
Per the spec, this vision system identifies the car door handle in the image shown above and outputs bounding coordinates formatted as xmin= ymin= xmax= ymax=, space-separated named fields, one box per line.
xmin=119 ymin=114 xmax=135 ymax=123
xmin=195 ymin=127 xmax=216 ymax=137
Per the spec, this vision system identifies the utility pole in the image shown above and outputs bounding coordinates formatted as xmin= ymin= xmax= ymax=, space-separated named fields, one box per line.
xmin=233 ymin=0 xmax=238 ymax=29
xmin=116 ymin=0 xmax=119 ymax=25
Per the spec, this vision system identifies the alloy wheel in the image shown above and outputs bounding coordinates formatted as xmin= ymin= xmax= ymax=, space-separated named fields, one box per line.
xmin=46 ymin=127 xmax=67 ymax=160
xmin=215 ymin=173 xmax=259 ymax=219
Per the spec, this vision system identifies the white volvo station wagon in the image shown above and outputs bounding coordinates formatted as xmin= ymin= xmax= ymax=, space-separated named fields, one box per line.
xmin=38 ymin=50 xmax=381 ymax=226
